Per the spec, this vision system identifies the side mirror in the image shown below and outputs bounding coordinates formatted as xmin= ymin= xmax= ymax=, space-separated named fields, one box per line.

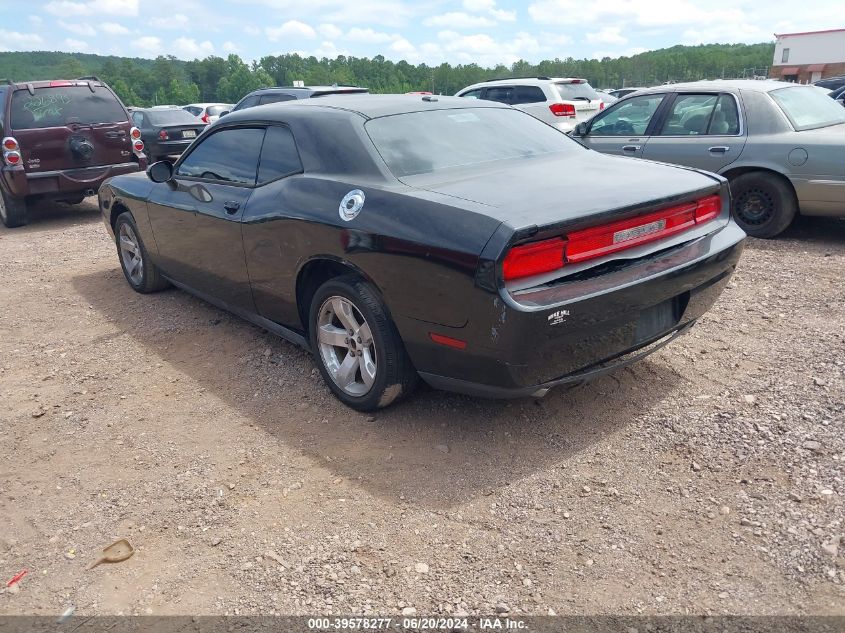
xmin=573 ymin=122 xmax=588 ymax=136
xmin=147 ymin=160 xmax=173 ymax=183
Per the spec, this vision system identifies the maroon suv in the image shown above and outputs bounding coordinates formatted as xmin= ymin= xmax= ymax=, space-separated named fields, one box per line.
xmin=0 ymin=77 xmax=147 ymax=228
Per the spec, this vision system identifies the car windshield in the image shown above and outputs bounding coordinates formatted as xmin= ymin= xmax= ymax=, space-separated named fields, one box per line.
xmin=147 ymin=109 xmax=202 ymax=125
xmin=555 ymin=81 xmax=600 ymax=101
xmin=10 ymin=85 xmax=126 ymax=129
xmin=366 ymin=107 xmax=580 ymax=177
xmin=770 ymin=86 xmax=845 ymax=130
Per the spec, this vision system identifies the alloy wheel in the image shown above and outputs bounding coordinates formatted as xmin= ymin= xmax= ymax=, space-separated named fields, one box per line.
xmin=316 ymin=296 xmax=377 ymax=396
xmin=118 ymin=222 xmax=144 ymax=286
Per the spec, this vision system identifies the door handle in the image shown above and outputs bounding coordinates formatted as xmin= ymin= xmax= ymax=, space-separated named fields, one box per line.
xmin=622 ymin=145 xmax=641 ymax=152
xmin=223 ymin=200 xmax=241 ymax=214
xmin=708 ymin=146 xmax=730 ymax=153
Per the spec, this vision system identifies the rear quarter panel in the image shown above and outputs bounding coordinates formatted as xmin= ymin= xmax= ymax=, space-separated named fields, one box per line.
xmin=99 ymin=173 xmax=157 ymax=249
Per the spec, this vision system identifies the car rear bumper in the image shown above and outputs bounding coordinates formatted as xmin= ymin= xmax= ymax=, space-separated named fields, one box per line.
xmin=1 ymin=161 xmax=145 ymax=198
xmin=409 ymin=220 xmax=746 ymax=398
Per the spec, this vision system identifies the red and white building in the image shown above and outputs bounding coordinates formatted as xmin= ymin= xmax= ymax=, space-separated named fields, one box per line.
xmin=770 ymin=28 xmax=845 ymax=83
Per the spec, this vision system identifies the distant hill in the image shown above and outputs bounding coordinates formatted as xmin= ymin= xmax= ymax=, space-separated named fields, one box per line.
xmin=0 ymin=42 xmax=776 ymax=106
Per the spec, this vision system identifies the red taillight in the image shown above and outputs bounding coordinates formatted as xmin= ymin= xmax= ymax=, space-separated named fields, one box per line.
xmin=133 ymin=139 xmax=144 ymax=152
xmin=502 ymin=196 xmax=723 ymax=281
xmin=3 ymin=150 xmax=22 ymax=166
xmin=600 ymin=102 xmax=605 ymax=110
xmin=429 ymin=332 xmax=467 ymax=350
xmin=503 ymin=237 xmax=567 ymax=281
xmin=201 ymin=113 xmax=209 ymax=123
xmin=2 ymin=136 xmax=18 ymax=151
xmin=159 ymin=130 xmax=169 ymax=140
xmin=549 ymin=103 xmax=576 ymax=117
xmin=130 ymin=127 xmax=141 ymax=140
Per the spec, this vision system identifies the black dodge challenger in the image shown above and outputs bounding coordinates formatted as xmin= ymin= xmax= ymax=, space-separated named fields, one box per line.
xmin=98 ymin=95 xmax=746 ymax=410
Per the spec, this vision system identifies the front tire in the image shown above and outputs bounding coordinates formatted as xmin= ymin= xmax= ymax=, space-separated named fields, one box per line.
xmin=730 ymin=172 xmax=797 ymax=238
xmin=114 ymin=212 xmax=169 ymax=293
xmin=308 ymin=275 xmax=418 ymax=411
xmin=0 ymin=188 xmax=29 ymax=228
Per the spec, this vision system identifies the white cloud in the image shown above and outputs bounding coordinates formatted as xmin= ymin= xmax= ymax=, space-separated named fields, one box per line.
xmin=423 ymin=12 xmax=496 ymax=29
xmin=0 ymin=30 xmax=44 ymax=51
xmin=173 ymin=37 xmax=214 ymax=58
xmin=586 ymin=26 xmax=627 ymax=45
xmin=58 ymin=21 xmax=96 ymax=36
xmin=528 ymin=0 xmax=740 ymax=27
xmin=318 ymin=24 xmax=343 ymax=39
xmin=45 ymin=0 xmax=138 ymax=17
xmin=63 ymin=38 xmax=89 ymax=51
xmin=266 ymin=20 xmax=317 ymax=41
xmin=134 ymin=35 xmax=163 ymax=56
xmin=99 ymin=22 xmax=130 ymax=35
xmin=243 ymin=25 xmax=261 ymax=36
xmin=345 ymin=28 xmax=399 ymax=44
xmin=150 ymin=14 xmax=190 ymax=30
xmin=222 ymin=40 xmax=239 ymax=53
xmin=429 ymin=30 xmax=545 ymax=66
xmin=461 ymin=0 xmax=516 ymax=22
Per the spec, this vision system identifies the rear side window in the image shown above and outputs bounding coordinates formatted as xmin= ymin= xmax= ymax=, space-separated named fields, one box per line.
xmin=555 ymin=81 xmax=600 ymax=102
xmin=459 ymin=89 xmax=483 ymax=99
xmin=10 ymin=86 xmax=126 ymax=129
xmin=235 ymin=95 xmax=260 ymax=111
xmin=257 ymin=125 xmax=302 ymax=184
xmin=659 ymin=94 xmax=718 ymax=135
xmin=184 ymin=106 xmax=202 ymax=116
xmin=259 ymin=94 xmax=295 ymax=105
xmin=176 ymin=127 xmax=265 ymax=185
xmin=485 ymin=86 xmax=513 ymax=104
xmin=513 ymin=86 xmax=546 ymax=104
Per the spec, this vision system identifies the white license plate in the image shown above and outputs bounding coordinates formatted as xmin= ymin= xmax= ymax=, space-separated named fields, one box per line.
xmin=613 ymin=219 xmax=666 ymax=244
xmin=182 ymin=130 xmax=196 ymax=138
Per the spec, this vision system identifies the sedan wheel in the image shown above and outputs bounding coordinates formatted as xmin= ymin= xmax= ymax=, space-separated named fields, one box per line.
xmin=119 ymin=222 xmax=145 ymax=286
xmin=308 ymin=275 xmax=418 ymax=411
xmin=317 ymin=296 xmax=377 ymax=396
xmin=729 ymin=172 xmax=797 ymax=239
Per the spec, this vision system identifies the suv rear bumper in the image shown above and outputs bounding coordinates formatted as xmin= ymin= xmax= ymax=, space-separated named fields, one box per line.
xmin=1 ymin=160 xmax=145 ymax=199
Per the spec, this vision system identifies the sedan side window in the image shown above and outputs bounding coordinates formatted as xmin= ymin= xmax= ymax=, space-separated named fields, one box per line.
xmin=257 ymin=125 xmax=303 ymax=184
xmin=658 ymin=94 xmax=718 ymax=136
xmin=590 ymin=94 xmax=664 ymax=136
xmin=176 ymin=127 xmax=265 ymax=185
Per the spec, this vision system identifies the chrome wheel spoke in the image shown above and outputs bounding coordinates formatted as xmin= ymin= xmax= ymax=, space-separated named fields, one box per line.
xmin=119 ymin=236 xmax=138 ymax=255
xmin=357 ymin=322 xmax=373 ymax=346
xmin=332 ymin=297 xmax=359 ymax=332
xmin=336 ymin=352 xmax=359 ymax=388
xmin=360 ymin=349 xmax=376 ymax=388
xmin=318 ymin=324 xmax=348 ymax=348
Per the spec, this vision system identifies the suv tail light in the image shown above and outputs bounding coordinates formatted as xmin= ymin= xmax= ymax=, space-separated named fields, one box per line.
xmin=130 ymin=127 xmax=142 ymax=140
xmin=133 ymin=139 xmax=145 ymax=153
xmin=2 ymin=136 xmax=21 ymax=166
xmin=549 ymin=103 xmax=576 ymax=117
xmin=201 ymin=112 xmax=209 ymax=123
xmin=502 ymin=194 xmax=723 ymax=281
xmin=159 ymin=130 xmax=169 ymax=140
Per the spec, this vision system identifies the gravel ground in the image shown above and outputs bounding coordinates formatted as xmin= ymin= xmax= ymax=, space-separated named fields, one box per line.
xmin=0 ymin=199 xmax=843 ymax=617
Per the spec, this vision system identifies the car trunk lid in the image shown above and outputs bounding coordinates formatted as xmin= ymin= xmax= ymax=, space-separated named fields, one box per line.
xmin=9 ymin=83 xmax=133 ymax=173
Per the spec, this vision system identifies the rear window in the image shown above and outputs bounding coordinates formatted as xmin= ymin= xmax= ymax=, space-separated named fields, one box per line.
xmin=146 ymin=109 xmax=202 ymax=125
xmin=555 ymin=81 xmax=600 ymax=102
xmin=769 ymin=86 xmax=845 ymax=131
xmin=207 ymin=105 xmax=231 ymax=116
xmin=366 ymin=107 xmax=579 ymax=178
xmin=10 ymin=85 xmax=126 ymax=129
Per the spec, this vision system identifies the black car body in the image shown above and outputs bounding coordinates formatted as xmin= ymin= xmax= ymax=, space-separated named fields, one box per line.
xmin=1 ymin=77 xmax=145 ymax=228
xmin=98 ymin=95 xmax=745 ymax=410
xmin=231 ymin=85 xmax=368 ymax=113
xmin=130 ymin=108 xmax=207 ymax=161
xmin=814 ymin=75 xmax=845 ymax=91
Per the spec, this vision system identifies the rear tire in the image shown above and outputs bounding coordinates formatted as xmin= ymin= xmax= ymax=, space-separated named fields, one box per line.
xmin=114 ymin=212 xmax=169 ymax=293
xmin=0 ymin=188 xmax=29 ymax=228
xmin=308 ymin=275 xmax=418 ymax=411
xmin=729 ymin=172 xmax=797 ymax=238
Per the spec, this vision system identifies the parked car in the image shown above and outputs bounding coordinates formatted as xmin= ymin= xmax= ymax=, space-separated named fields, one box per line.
xmin=596 ymin=89 xmax=619 ymax=104
xmin=608 ymin=87 xmax=647 ymax=99
xmin=130 ymin=108 xmax=207 ymax=162
xmin=828 ymin=85 xmax=845 ymax=105
xmin=183 ymin=103 xmax=233 ymax=123
xmin=814 ymin=75 xmax=845 ymax=91
xmin=571 ymin=80 xmax=845 ymax=238
xmin=230 ymin=85 xmax=368 ymax=112
xmin=99 ymin=95 xmax=744 ymax=410
xmin=0 ymin=76 xmax=145 ymax=228
xmin=455 ymin=77 xmax=605 ymax=132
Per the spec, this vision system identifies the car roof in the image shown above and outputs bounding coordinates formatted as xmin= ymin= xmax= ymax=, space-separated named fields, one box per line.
xmin=632 ymin=79 xmax=801 ymax=94
xmin=222 ymin=94 xmax=507 ymax=122
xmin=185 ymin=102 xmax=231 ymax=107
xmin=251 ymin=85 xmax=366 ymax=93
xmin=461 ymin=77 xmax=586 ymax=90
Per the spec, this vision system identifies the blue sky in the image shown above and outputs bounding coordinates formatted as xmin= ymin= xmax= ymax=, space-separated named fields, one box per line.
xmin=3 ymin=0 xmax=842 ymax=66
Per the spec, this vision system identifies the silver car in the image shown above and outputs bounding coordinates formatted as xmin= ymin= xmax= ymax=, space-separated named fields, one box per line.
xmin=572 ymin=80 xmax=845 ymax=237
